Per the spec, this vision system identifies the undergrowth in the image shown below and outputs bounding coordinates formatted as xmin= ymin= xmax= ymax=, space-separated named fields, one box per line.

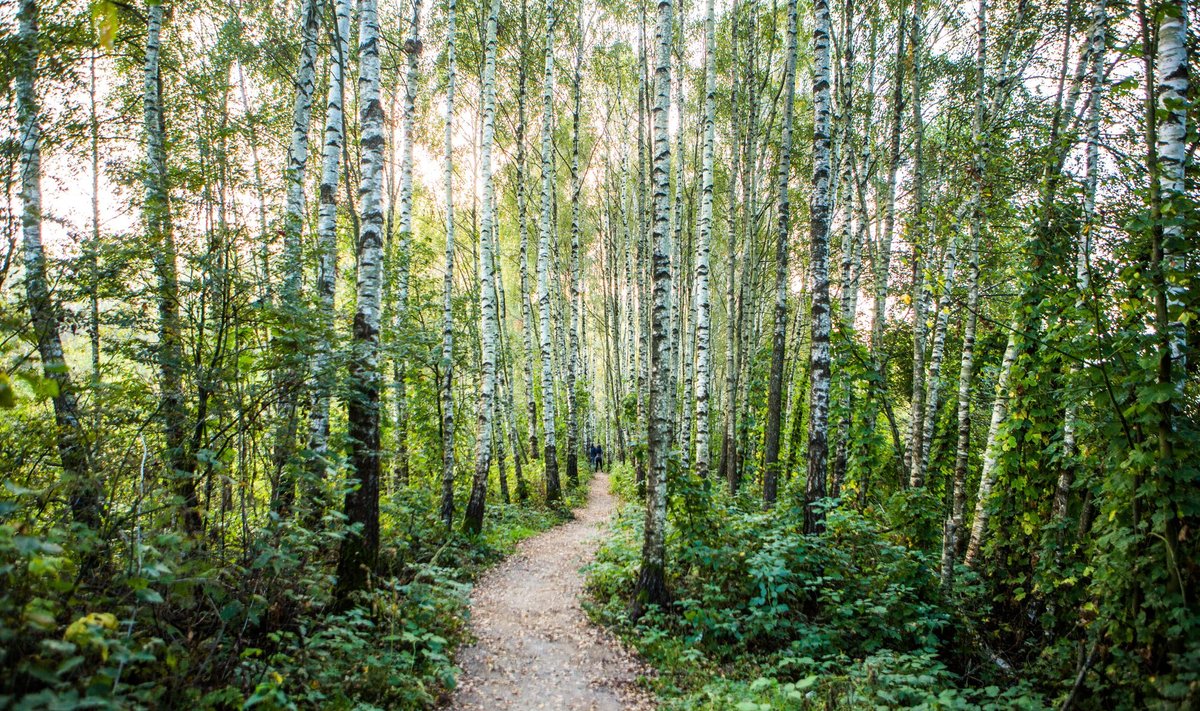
xmin=584 ymin=462 xmax=1049 ymax=710
xmin=1 ymin=460 xmax=591 ymax=709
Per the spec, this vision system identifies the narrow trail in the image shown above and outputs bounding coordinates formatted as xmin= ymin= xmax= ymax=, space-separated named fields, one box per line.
xmin=448 ymin=473 xmax=655 ymax=710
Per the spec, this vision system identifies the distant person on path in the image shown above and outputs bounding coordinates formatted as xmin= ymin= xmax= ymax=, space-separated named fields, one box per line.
xmin=589 ymin=444 xmax=603 ymax=472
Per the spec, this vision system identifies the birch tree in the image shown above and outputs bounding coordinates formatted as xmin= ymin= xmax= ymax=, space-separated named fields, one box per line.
xmin=692 ymin=0 xmax=717 ymax=479
xmin=538 ymin=0 xmax=563 ymax=503
xmin=392 ymin=0 xmax=423 ymax=485
xmin=763 ymin=0 xmax=799 ymax=507
xmin=516 ymin=0 xmax=540 ymax=461
xmin=143 ymin=1 xmax=202 ymax=536
xmin=16 ymin=0 xmax=99 ymax=528
xmin=942 ymin=0 xmax=987 ymax=592
xmin=804 ymin=0 xmax=834 ymax=535
xmin=464 ymin=0 xmax=502 ymax=535
xmin=565 ymin=17 xmax=584 ymax=488
xmin=631 ymin=0 xmax=673 ymax=620
xmin=439 ymin=0 xmax=459 ymax=527
xmin=307 ymin=0 xmax=353 ymax=489
xmin=335 ymin=0 xmax=387 ymax=601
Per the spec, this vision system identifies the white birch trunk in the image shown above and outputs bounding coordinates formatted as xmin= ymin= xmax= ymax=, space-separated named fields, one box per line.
xmin=538 ymin=0 xmax=563 ymax=502
xmin=281 ymin=0 xmax=321 ymax=304
xmin=516 ymin=0 xmax=540 ymax=461
xmin=632 ymin=0 xmax=673 ymax=619
xmin=464 ymin=0 xmax=501 ymax=534
xmin=307 ymin=0 xmax=353 ymax=481
xmin=439 ymin=0 xmax=459 ymax=527
xmin=964 ymin=327 xmax=1020 ymax=568
xmin=804 ymin=0 xmax=834 ymax=535
xmin=565 ymin=22 xmax=583 ymax=488
xmin=17 ymin=0 xmax=98 ymax=527
xmin=942 ymin=0 xmax=988 ymax=592
xmin=335 ymin=0 xmax=387 ymax=599
xmin=391 ymin=0 xmax=423 ymax=485
xmin=912 ymin=238 xmax=959 ymax=487
xmin=692 ymin=0 xmax=717 ymax=480
xmin=764 ymin=0 xmax=799 ymax=507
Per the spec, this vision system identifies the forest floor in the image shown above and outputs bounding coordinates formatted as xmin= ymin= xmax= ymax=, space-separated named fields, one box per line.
xmin=446 ymin=472 xmax=656 ymax=710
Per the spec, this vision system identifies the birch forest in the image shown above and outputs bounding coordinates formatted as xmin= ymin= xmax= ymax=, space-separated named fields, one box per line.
xmin=0 ymin=0 xmax=1197 ymax=708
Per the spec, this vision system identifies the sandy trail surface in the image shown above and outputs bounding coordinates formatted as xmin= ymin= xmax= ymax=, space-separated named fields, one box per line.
xmin=447 ymin=473 xmax=655 ymax=710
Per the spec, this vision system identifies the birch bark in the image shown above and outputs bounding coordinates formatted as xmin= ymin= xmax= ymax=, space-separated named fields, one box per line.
xmin=763 ymin=0 xmax=799 ymax=508
xmin=631 ymin=0 xmax=673 ymax=620
xmin=17 ymin=0 xmax=99 ymax=528
xmin=538 ymin=0 xmax=563 ymax=502
xmin=464 ymin=0 xmax=501 ymax=534
xmin=804 ymin=0 xmax=834 ymax=535
xmin=335 ymin=0 xmax=387 ymax=601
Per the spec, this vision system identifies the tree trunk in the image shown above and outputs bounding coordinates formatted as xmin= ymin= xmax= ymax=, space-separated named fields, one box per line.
xmin=763 ymin=0 xmax=799 ymax=508
xmin=143 ymin=3 xmax=202 ymax=537
xmin=964 ymin=328 xmax=1019 ymax=567
xmin=804 ymin=0 xmax=833 ymax=535
xmin=942 ymin=0 xmax=987 ymax=593
xmin=692 ymin=0 xmax=717 ymax=480
xmin=464 ymin=0 xmax=502 ymax=535
xmin=307 ymin=0 xmax=353 ymax=502
xmin=631 ymin=0 xmax=673 ymax=621
xmin=565 ymin=21 xmax=584 ymax=489
xmin=538 ymin=0 xmax=563 ymax=503
xmin=271 ymin=0 xmax=322 ymax=514
xmin=439 ymin=0 xmax=459 ymax=528
xmin=335 ymin=0 xmax=387 ymax=603
xmin=17 ymin=0 xmax=100 ymax=529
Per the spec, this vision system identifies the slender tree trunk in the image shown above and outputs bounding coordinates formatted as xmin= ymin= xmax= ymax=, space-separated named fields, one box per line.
xmin=515 ymin=0 xmax=540 ymax=461
xmin=143 ymin=3 xmax=201 ymax=537
xmin=565 ymin=21 xmax=584 ymax=488
xmin=464 ymin=0 xmax=502 ymax=535
xmin=307 ymin=0 xmax=352 ymax=500
xmin=390 ymin=0 xmax=422 ymax=486
xmin=912 ymin=238 xmax=959 ymax=487
xmin=804 ymin=0 xmax=834 ymax=535
xmin=271 ymin=0 xmax=322 ymax=513
xmin=692 ymin=0 xmax=717 ymax=480
xmin=860 ymin=8 xmax=906 ymax=495
xmin=335 ymin=0 xmax=387 ymax=602
xmin=439 ymin=0 xmax=459 ymax=528
xmin=17 ymin=0 xmax=99 ymax=529
xmin=905 ymin=0 xmax=929 ymax=487
xmin=964 ymin=328 xmax=1019 ymax=567
xmin=631 ymin=0 xmax=673 ymax=621
xmin=538 ymin=0 xmax=563 ymax=503
xmin=763 ymin=0 xmax=799 ymax=508
xmin=719 ymin=0 xmax=742 ymax=490
xmin=942 ymin=0 xmax=988 ymax=593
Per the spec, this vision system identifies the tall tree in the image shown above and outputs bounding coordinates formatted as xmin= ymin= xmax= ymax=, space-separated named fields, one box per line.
xmin=392 ymin=0 xmax=423 ymax=485
xmin=631 ymin=0 xmax=673 ymax=620
xmin=335 ymin=0 xmax=387 ymax=602
xmin=803 ymin=0 xmax=834 ymax=535
xmin=307 ymin=0 xmax=353 ymax=491
xmin=439 ymin=0 xmax=459 ymax=528
xmin=537 ymin=0 xmax=563 ymax=503
xmin=763 ymin=0 xmax=800 ymax=507
xmin=942 ymin=0 xmax=988 ymax=592
xmin=16 ymin=0 xmax=99 ymax=529
xmin=143 ymin=1 xmax=202 ymax=536
xmin=516 ymin=0 xmax=540 ymax=461
xmin=692 ymin=0 xmax=717 ymax=479
xmin=565 ymin=14 xmax=584 ymax=488
xmin=464 ymin=0 xmax=502 ymax=535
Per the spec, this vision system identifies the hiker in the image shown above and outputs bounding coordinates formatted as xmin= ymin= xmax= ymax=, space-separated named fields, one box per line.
xmin=591 ymin=444 xmax=604 ymax=472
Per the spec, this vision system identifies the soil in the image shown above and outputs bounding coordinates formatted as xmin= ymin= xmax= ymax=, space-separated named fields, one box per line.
xmin=447 ymin=472 xmax=656 ymax=710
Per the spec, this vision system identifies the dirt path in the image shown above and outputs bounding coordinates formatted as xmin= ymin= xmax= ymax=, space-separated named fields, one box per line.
xmin=447 ymin=473 xmax=655 ymax=710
